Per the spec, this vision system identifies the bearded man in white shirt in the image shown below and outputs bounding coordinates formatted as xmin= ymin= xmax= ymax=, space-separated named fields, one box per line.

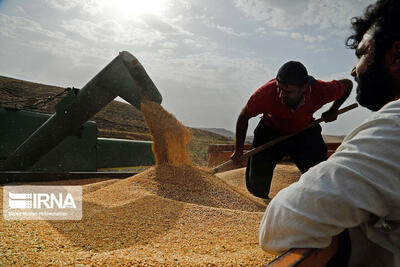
xmin=259 ymin=0 xmax=400 ymax=266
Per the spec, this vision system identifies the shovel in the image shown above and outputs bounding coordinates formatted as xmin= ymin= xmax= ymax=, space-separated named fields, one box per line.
xmin=212 ymin=103 xmax=358 ymax=174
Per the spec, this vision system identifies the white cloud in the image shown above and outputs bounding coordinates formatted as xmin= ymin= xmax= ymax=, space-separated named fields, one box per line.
xmin=136 ymin=50 xmax=274 ymax=130
xmin=0 ymin=14 xmax=66 ymax=40
xmin=157 ymin=49 xmax=174 ymax=55
xmin=306 ymin=44 xmax=333 ymax=53
xmin=216 ymin=25 xmax=245 ymax=36
xmin=183 ymin=38 xmax=203 ymax=48
xmin=61 ymin=18 xmax=165 ymax=46
xmin=273 ymin=30 xmax=325 ymax=44
xmin=42 ymin=0 xmax=80 ymax=10
xmin=0 ymin=14 xmax=111 ymax=66
xmin=16 ymin=6 xmax=26 ymax=15
xmin=162 ymin=42 xmax=178 ymax=48
xmin=42 ymin=0 xmax=104 ymax=15
xmin=274 ymin=30 xmax=288 ymax=37
xmin=141 ymin=15 xmax=192 ymax=37
xmin=255 ymin=27 xmax=267 ymax=34
xmin=30 ymin=38 xmax=110 ymax=65
xmin=192 ymin=14 xmax=247 ymax=37
xmin=290 ymin=32 xmax=302 ymax=39
xmin=0 ymin=0 xmax=373 ymax=133
xmin=234 ymin=0 xmax=375 ymax=30
xmin=176 ymin=0 xmax=192 ymax=9
xmin=148 ymin=51 xmax=273 ymax=96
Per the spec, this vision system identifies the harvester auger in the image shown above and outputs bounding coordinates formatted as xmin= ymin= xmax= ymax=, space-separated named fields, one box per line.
xmin=0 ymin=51 xmax=162 ymax=183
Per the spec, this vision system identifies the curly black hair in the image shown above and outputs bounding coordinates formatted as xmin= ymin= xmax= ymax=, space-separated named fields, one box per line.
xmin=346 ymin=0 xmax=400 ymax=53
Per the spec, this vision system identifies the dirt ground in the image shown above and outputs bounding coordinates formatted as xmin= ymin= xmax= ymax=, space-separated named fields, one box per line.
xmin=0 ymin=163 xmax=301 ymax=266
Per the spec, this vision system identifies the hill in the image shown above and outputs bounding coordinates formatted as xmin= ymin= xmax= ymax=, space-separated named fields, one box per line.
xmin=0 ymin=75 xmax=231 ymax=166
xmin=200 ymin=127 xmax=254 ymax=143
xmin=200 ymin=127 xmax=235 ymax=139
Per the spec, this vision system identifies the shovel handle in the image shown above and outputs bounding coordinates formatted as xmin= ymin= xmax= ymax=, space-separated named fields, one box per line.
xmin=212 ymin=103 xmax=358 ymax=174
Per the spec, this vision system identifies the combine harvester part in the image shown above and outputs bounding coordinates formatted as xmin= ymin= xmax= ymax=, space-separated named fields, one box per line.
xmin=0 ymin=106 xmax=98 ymax=172
xmin=1 ymin=51 xmax=162 ymax=172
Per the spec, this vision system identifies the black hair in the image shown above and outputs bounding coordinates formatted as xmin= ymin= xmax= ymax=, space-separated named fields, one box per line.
xmin=346 ymin=0 xmax=400 ymax=53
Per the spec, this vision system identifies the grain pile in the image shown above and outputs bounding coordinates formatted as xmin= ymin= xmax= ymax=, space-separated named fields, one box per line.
xmin=0 ymin=100 xmax=302 ymax=266
xmin=216 ymin=162 xmax=301 ymax=200
xmin=0 ymin=165 xmax=301 ymax=266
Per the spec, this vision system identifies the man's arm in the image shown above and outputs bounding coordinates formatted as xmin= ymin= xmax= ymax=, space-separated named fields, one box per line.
xmin=231 ymin=106 xmax=250 ymax=165
xmin=322 ymin=79 xmax=353 ymax=122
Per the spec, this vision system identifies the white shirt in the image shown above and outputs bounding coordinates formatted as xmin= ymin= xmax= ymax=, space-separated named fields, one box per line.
xmin=259 ymin=99 xmax=400 ymax=266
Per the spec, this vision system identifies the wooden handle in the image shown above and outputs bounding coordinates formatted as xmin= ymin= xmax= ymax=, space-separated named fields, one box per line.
xmin=212 ymin=103 xmax=358 ymax=174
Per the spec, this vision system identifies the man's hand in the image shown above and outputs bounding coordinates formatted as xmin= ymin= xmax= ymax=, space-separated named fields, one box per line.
xmin=231 ymin=149 xmax=244 ymax=165
xmin=323 ymin=79 xmax=352 ymax=123
xmin=232 ymin=107 xmax=250 ymax=166
xmin=321 ymin=109 xmax=338 ymax=122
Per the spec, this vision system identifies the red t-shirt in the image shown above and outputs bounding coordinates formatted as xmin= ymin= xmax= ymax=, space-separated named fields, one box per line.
xmin=246 ymin=78 xmax=345 ymax=135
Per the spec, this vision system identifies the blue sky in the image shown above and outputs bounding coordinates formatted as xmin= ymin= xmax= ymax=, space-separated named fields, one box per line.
xmin=0 ymin=0 xmax=376 ymax=135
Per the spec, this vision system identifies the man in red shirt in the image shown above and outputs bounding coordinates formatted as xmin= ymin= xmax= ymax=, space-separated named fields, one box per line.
xmin=231 ymin=61 xmax=353 ymax=199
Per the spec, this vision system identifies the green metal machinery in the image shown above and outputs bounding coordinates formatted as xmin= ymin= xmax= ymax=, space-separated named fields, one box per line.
xmin=0 ymin=51 xmax=161 ymax=183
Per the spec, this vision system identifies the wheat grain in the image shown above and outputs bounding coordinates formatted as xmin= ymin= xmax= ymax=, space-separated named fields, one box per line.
xmin=0 ymin=101 xmax=302 ymax=266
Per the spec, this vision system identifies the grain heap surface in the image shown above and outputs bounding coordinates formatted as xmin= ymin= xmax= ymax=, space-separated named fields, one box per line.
xmin=216 ymin=162 xmax=301 ymax=199
xmin=0 ymin=101 xmax=302 ymax=266
xmin=0 ymin=164 xmax=301 ymax=266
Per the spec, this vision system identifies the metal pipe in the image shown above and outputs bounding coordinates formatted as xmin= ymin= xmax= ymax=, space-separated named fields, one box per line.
xmin=2 ymin=51 xmax=162 ymax=171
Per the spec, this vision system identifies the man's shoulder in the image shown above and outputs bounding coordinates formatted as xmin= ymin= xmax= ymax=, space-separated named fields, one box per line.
xmin=342 ymin=99 xmax=400 ymax=144
xmin=252 ymin=79 xmax=277 ymax=97
xmin=378 ymin=99 xmax=400 ymax=117
xmin=365 ymin=99 xmax=400 ymax=125
xmin=258 ymin=79 xmax=277 ymax=91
